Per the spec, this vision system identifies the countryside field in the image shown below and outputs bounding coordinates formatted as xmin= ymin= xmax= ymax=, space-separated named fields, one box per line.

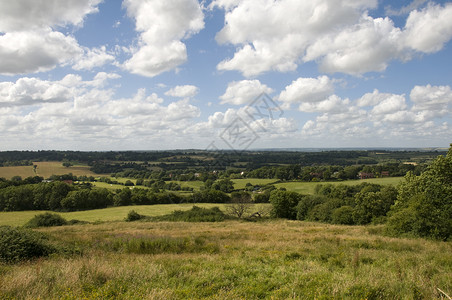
xmin=274 ymin=177 xmax=403 ymax=194
xmin=0 ymin=204 xmax=236 ymax=227
xmin=0 ymin=162 xmax=100 ymax=179
xmin=1 ymin=219 xmax=451 ymax=299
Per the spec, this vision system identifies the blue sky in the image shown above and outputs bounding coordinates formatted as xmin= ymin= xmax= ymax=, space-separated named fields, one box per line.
xmin=0 ymin=0 xmax=452 ymax=150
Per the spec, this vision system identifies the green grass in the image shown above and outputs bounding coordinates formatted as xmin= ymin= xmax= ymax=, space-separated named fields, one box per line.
xmin=1 ymin=220 xmax=451 ymax=299
xmin=0 ymin=204 xmax=235 ymax=227
xmin=275 ymin=177 xmax=403 ymax=195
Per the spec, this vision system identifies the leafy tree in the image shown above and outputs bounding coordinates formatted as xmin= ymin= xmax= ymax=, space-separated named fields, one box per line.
xmin=269 ymin=190 xmax=302 ymax=219
xmin=212 ymin=178 xmax=234 ymax=193
xmin=387 ymin=145 xmax=452 ymax=240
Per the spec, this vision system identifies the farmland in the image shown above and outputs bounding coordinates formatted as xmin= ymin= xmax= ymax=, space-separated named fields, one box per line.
xmin=1 ymin=219 xmax=451 ymax=299
xmin=0 ymin=161 xmax=100 ymax=179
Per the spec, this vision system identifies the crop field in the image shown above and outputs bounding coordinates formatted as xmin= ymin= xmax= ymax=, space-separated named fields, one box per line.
xmin=0 ymin=204 xmax=236 ymax=227
xmin=0 ymin=161 xmax=100 ymax=179
xmin=1 ymin=219 xmax=451 ymax=299
xmin=274 ymin=177 xmax=404 ymax=195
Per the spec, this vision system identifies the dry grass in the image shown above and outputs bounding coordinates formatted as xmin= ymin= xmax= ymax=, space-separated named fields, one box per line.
xmin=1 ymin=220 xmax=451 ymax=299
xmin=0 ymin=162 xmax=100 ymax=180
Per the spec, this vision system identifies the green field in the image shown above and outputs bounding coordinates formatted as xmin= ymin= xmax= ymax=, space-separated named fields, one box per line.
xmin=0 ymin=204 xmax=239 ymax=227
xmin=274 ymin=177 xmax=403 ymax=195
xmin=1 ymin=219 xmax=451 ymax=299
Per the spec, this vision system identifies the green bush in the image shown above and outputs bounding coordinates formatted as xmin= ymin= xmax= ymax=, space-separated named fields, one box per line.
xmin=331 ymin=206 xmax=355 ymax=225
xmin=125 ymin=210 xmax=143 ymax=222
xmin=0 ymin=226 xmax=56 ymax=263
xmin=24 ymin=212 xmax=67 ymax=228
xmin=156 ymin=206 xmax=226 ymax=222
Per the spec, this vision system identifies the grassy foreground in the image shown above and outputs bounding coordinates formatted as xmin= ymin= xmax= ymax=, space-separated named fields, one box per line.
xmin=1 ymin=220 xmax=451 ymax=299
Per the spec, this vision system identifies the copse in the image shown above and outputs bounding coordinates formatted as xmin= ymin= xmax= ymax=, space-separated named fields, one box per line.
xmin=386 ymin=144 xmax=452 ymax=240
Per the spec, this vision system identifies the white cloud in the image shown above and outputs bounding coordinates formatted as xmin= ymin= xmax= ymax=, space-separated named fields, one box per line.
xmin=0 ymin=0 xmax=105 ymax=75
xmin=72 ymin=46 xmax=115 ymax=71
xmin=403 ymin=3 xmax=452 ymax=53
xmin=123 ymin=0 xmax=204 ymax=77
xmin=0 ymin=0 xmax=101 ymax=32
xmin=305 ymin=15 xmax=403 ymax=74
xmin=0 ymin=30 xmax=83 ymax=75
xmin=165 ymin=85 xmax=199 ymax=98
xmin=278 ymin=76 xmax=334 ymax=105
xmin=410 ymin=84 xmax=452 ymax=118
xmin=370 ymin=94 xmax=407 ymax=115
xmin=220 ymin=80 xmax=273 ymax=105
xmin=0 ymin=77 xmax=75 ymax=106
xmin=212 ymin=0 xmax=452 ymax=76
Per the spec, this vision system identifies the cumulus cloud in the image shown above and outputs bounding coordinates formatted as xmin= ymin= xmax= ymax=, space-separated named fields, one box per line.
xmin=212 ymin=0 xmax=452 ymax=76
xmin=220 ymin=80 xmax=273 ymax=105
xmin=72 ymin=46 xmax=115 ymax=71
xmin=0 ymin=0 xmax=101 ymax=32
xmin=0 ymin=30 xmax=83 ymax=75
xmin=0 ymin=0 xmax=104 ymax=75
xmin=278 ymin=76 xmax=334 ymax=106
xmin=123 ymin=0 xmax=204 ymax=77
xmin=165 ymin=85 xmax=199 ymax=98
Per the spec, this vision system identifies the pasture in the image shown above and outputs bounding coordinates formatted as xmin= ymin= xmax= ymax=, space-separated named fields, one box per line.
xmin=1 ymin=219 xmax=451 ymax=299
xmin=0 ymin=204 xmax=236 ymax=227
xmin=0 ymin=161 xmax=100 ymax=179
xmin=274 ymin=177 xmax=403 ymax=194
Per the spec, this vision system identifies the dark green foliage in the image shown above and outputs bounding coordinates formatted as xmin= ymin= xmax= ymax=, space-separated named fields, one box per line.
xmin=155 ymin=206 xmax=226 ymax=222
xmin=296 ymin=195 xmax=327 ymax=221
xmin=331 ymin=206 xmax=355 ymax=225
xmin=191 ymin=190 xmax=230 ymax=203
xmin=387 ymin=145 xmax=452 ymax=240
xmin=125 ymin=210 xmax=143 ymax=222
xmin=353 ymin=186 xmax=397 ymax=225
xmin=306 ymin=198 xmax=344 ymax=223
xmin=212 ymin=178 xmax=234 ymax=193
xmin=24 ymin=212 xmax=67 ymax=228
xmin=0 ymin=226 xmax=56 ymax=263
xmin=269 ymin=190 xmax=302 ymax=219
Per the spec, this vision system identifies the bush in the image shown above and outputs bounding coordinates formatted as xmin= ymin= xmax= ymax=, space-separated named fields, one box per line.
xmin=156 ymin=206 xmax=226 ymax=222
xmin=331 ymin=206 xmax=355 ymax=225
xmin=0 ymin=226 xmax=56 ymax=263
xmin=24 ymin=212 xmax=67 ymax=228
xmin=125 ymin=210 xmax=143 ymax=222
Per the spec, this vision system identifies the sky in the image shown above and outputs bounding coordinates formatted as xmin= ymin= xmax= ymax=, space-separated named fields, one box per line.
xmin=0 ymin=0 xmax=452 ymax=151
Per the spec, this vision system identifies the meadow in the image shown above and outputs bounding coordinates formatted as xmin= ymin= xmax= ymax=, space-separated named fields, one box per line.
xmin=0 ymin=204 xmax=235 ymax=227
xmin=274 ymin=177 xmax=403 ymax=195
xmin=0 ymin=161 xmax=100 ymax=179
xmin=0 ymin=219 xmax=451 ymax=299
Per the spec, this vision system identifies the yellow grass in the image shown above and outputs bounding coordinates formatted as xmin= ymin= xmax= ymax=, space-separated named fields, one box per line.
xmin=0 ymin=161 xmax=101 ymax=179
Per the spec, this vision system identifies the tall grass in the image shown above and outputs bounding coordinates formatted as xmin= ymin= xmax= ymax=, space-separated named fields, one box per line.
xmin=1 ymin=220 xmax=451 ymax=299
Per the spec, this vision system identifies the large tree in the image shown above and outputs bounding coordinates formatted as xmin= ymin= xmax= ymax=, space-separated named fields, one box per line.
xmin=387 ymin=144 xmax=452 ymax=240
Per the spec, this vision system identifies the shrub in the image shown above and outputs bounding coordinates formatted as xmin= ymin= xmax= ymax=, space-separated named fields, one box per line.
xmin=156 ymin=206 xmax=226 ymax=222
xmin=24 ymin=212 xmax=67 ymax=228
xmin=125 ymin=210 xmax=143 ymax=222
xmin=0 ymin=226 xmax=56 ymax=263
xmin=331 ymin=206 xmax=355 ymax=225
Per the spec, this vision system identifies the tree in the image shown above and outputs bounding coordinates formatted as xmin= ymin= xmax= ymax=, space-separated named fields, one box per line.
xmin=226 ymin=191 xmax=252 ymax=218
xmin=387 ymin=145 xmax=452 ymax=240
xmin=269 ymin=190 xmax=302 ymax=219
xmin=62 ymin=162 xmax=73 ymax=168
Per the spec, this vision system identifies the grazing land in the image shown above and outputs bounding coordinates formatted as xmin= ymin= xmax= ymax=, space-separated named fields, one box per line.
xmin=274 ymin=177 xmax=403 ymax=194
xmin=0 ymin=161 xmax=100 ymax=179
xmin=0 ymin=204 xmax=235 ymax=227
xmin=0 ymin=220 xmax=451 ymax=299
